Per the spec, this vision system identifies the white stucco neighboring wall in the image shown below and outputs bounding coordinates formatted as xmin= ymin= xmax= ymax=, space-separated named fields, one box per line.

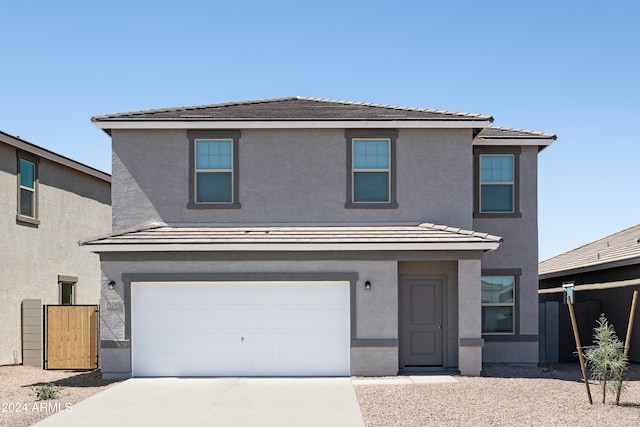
xmin=0 ymin=142 xmax=111 ymax=366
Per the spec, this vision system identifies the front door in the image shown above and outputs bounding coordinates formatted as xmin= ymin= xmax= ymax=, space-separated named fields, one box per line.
xmin=400 ymin=276 xmax=444 ymax=367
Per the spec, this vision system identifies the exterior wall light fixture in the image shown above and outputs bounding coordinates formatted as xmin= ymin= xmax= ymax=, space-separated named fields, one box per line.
xmin=108 ymin=280 xmax=116 ymax=290
xmin=365 ymin=281 xmax=371 ymax=290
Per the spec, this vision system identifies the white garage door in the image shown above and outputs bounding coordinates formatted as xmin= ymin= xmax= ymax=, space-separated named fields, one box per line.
xmin=131 ymin=281 xmax=350 ymax=377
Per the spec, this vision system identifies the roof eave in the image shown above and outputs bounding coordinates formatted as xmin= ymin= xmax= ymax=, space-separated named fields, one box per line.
xmin=82 ymin=241 xmax=501 ymax=253
xmin=539 ymin=256 xmax=640 ymax=280
xmin=0 ymin=130 xmax=111 ymax=183
xmin=473 ymin=136 xmax=556 ymax=151
xmin=93 ymin=119 xmax=493 ymax=132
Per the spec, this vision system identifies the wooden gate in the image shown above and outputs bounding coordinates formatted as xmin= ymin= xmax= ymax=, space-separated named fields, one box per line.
xmin=45 ymin=305 xmax=98 ymax=369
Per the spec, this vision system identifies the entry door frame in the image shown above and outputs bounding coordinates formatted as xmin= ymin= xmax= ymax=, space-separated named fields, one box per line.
xmin=399 ymin=274 xmax=448 ymax=370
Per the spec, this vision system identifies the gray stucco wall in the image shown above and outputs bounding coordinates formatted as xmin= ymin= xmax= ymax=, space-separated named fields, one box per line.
xmin=0 ymin=142 xmax=111 ymax=366
xmin=474 ymin=145 xmax=539 ymax=363
xmin=110 ymin=128 xmax=473 ymax=231
xmin=102 ymin=125 xmax=544 ymax=372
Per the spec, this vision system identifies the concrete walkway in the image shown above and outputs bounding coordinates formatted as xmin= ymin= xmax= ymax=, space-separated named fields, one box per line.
xmin=34 ymin=377 xmax=364 ymax=427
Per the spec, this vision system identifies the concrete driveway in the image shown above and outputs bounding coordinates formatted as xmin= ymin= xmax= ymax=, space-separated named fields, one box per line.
xmin=34 ymin=377 xmax=364 ymax=427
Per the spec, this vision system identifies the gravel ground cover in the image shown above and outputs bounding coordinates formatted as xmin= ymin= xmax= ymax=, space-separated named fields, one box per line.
xmin=0 ymin=365 xmax=119 ymax=427
xmin=355 ymin=363 xmax=640 ymax=426
xmin=2 ymin=363 xmax=639 ymax=426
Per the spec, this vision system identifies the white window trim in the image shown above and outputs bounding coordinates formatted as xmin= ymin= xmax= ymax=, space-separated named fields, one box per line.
xmin=352 ymin=138 xmax=391 ymax=204
xmin=479 ymin=154 xmax=515 ymax=213
xmin=194 ymin=138 xmax=234 ymax=204
xmin=481 ymin=275 xmax=515 ymax=335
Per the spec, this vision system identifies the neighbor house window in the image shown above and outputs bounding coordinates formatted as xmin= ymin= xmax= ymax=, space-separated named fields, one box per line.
xmin=61 ymin=283 xmax=74 ymax=305
xmin=474 ymin=147 xmax=521 ymax=217
xmin=481 ymin=276 xmax=515 ymax=334
xmin=345 ymin=130 xmax=398 ymax=208
xmin=17 ymin=154 xmax=40 ymax=224
xmin=187 ymin=130 xmax=241 ymax=209
xmin=58 ymin=276 xmax=78 ymax=305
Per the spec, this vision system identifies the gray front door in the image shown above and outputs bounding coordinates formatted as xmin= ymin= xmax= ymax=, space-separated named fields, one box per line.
xmin=400 ymin=276 xmax=444 ymax=367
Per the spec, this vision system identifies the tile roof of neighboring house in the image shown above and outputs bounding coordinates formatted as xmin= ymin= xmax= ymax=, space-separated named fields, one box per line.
xmin=91 ymin=96 xmax=493 ymax=122
xmin=80 ymin=223 xmax=502 ymax=252
xmin=0 ymin=130 xmax=111 ymax=183
xmin=477 ymin=126 xmax=557 ymax=140
xmin=539 ymin=224 xmax=640 ymax=278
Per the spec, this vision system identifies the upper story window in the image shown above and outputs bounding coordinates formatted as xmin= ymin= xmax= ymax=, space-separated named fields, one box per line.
xmin=196 ymin=139 xmax=233 ymax=203
xmin=17 ymin=154 xmax=40 ymax=225
xmin=353 ymin=139 xmax=390 ymax=202
xmin=480 ymin=155 xmax=513 ymax=212
xmin=345 ymin=130 xmax=398 ymax=209
xmin=481 ymin=275 xmax=515 ymax=334
xmin=187 ymin=130 xmax=241 ymax=209
xmin=474 ymin=146 xmax=521 ymax=218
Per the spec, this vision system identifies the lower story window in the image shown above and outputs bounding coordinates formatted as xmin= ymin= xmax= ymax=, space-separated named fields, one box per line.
xmin=60 ymin=282 xmax=75 ymax=305
xmin=481 ymin=276 xmax=514 ymax=333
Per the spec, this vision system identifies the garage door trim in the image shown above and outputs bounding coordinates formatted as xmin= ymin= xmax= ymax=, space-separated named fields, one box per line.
xmin=100 ymin=273 xmax=359 ymax=373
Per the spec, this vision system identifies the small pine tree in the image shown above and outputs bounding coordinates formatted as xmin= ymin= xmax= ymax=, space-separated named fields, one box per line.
xmin=582 ymin=314 xmax=628 ymax=404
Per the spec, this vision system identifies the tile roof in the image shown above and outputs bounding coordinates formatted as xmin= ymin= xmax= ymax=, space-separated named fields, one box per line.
xmin=539 ymin=224 xmax=640 ymax=278
xmin=91 ymin=96 xmax=493 ymax=122
xmin=477 ymin=126 xmax=557 ymax=140
xmin=81 ymin=223 xmax=502 ymax=251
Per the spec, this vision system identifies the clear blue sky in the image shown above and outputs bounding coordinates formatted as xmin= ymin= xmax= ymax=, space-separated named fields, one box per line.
xmin=2 ymin=1 xmax=639 ymax=261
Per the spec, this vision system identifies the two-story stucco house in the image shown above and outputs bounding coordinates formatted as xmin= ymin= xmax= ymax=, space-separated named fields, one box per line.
xmin=82 ymin=97 xmax=555 ymax=378
xmin=0 ymin=130 xmax=111 ymax=367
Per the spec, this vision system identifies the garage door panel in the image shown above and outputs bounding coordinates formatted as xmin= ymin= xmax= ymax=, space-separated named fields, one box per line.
xmin=318 ymin=305 xmax=350 ymax=328
xmin=131 ymin=281 xmax=350 ymax=377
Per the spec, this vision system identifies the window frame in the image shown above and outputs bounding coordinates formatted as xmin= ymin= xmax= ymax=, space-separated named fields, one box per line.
xmin=16 ymin=152 xmax=40 ymax=226
xmin=481 ymin=269 xmax=521 ymax=336
xmin=473 ymin=146 xmax=521 ymax=218
xmin=345 ymin=129 xmax=398 ymax=209
xmin=58 ymin=275 xmax=77 ymax=305
xmin=187 ymin=130 xmax=241 ymax=209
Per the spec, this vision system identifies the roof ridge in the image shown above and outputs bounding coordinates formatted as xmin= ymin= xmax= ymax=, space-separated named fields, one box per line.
xmin=79 ymin=222 xmax=166 ymax=245
xmin=91 ymin=97 xmax=303 ymax=120
xmin=418 ymin=222 xmax=502 ymax=242
xmin=296 ymin=96 xmax=492 ymax=120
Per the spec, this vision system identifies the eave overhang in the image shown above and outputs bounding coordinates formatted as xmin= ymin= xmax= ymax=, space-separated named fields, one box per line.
xmin=83 ymin=241 xmax=501 ymax=253
xmin=80 ymin=223 xmax=502 ymax=254
xmin=93 ymin=119 xmax=493 ymax=133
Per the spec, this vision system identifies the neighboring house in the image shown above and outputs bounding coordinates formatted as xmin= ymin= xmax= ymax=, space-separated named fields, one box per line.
xmin=539 ymin=224 xmax=640 ymax=363
xmin=0 ymin=130 xmax=111 ymax=366
xmin=82 ymin=96 xmax=555 ymax=378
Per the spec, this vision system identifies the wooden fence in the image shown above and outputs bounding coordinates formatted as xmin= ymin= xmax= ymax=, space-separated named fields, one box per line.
xmin=45 ymin=305 xmax=98 ymax=369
